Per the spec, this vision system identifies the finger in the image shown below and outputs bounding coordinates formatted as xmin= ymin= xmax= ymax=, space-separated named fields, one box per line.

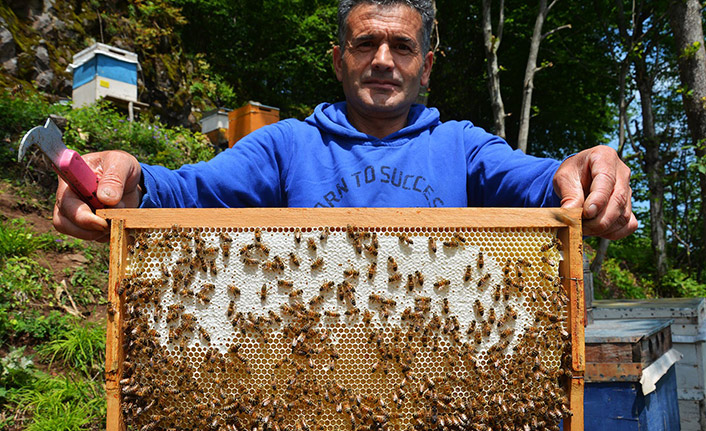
xmin=54 ymin=181 xmax=110 ymax=239
xmin=583 ymin=187 xmax=635 ymax=238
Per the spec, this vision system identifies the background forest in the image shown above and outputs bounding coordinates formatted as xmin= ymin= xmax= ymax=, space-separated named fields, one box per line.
xmin=0 ymin=0 xmax=704 ymax=428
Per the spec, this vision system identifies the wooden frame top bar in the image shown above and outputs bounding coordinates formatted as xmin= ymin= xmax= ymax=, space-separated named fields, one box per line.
xmin=97 ymin=207 xmax=582 ymax=229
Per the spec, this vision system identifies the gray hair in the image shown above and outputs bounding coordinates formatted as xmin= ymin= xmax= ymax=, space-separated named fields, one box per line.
xmin=337 ymin=0 xmax=435 ymax=54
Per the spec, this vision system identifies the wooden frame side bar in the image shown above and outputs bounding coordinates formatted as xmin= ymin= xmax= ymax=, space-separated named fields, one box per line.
xmin=559 ymin=217 xmax=585 ymax=431
xmin=106 ymin=219 xmax=127 ymax=431
xmin=97 ymin=207 xmax=581 ymax=230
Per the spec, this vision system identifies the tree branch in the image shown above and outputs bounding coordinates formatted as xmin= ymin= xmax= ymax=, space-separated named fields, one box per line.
xmin=541 ymin=24 xmax=571 ymax=41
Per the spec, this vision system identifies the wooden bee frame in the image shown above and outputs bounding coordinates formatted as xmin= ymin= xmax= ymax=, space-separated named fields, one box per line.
xmin=100 ymin=208 xmax=584 ymax=431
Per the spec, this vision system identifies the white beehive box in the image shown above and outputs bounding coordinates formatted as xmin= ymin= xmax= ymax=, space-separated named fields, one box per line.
xmin=593 ymin=298 xmax=706 ymax=431
xmin=66 ymin=43 xmax=141 ymax=108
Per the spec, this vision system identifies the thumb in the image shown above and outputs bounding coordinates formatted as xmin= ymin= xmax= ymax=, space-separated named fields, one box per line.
xmin=94 ymin=151 xmax=140 ymax=207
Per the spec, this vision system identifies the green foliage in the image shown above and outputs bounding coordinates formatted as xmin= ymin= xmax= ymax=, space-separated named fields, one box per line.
xmin=62 ymin=101 xmax=215 ymax=169
xmin=9 ymin=311 xmax=74 ymax=342
xmin=0 ymin=347 xmax=36 ymax=402
xmin=8 ymin=372 xmax=105 ymax=430
xmin=0 ymin=257 xmax=50 ymax=309
xmin=0 ymin=91 xmax=66 ymax=141
xmin=37 ymin=321 xmax=106 ymax=376
xmin=663 ymin=269 xmax=706 ymax=297
xmin=594 ymin=257 xmax=652 ymax=299
xmin=0 ymin=219 xmax=42 ymax=261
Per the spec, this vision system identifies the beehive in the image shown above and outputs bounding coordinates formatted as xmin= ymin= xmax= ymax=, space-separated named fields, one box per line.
xmin=99 ymin=208 xmax=585 ymax=431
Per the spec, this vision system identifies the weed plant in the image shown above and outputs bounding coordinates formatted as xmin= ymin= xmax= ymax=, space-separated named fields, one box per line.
xmin=37 ymin=321 xmax=106 ymax=376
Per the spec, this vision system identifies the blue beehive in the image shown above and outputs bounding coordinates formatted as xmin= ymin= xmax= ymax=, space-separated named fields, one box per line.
xmin=66 ymin=43 xmax=141 ymax=110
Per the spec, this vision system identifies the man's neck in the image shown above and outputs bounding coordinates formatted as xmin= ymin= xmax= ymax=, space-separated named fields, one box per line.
xmin=346 ymin=104 xmax=409 ymax=139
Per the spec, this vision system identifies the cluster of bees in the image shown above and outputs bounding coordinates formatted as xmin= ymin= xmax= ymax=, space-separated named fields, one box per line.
xmin=117 ymin=224 xmax=572 ymax=431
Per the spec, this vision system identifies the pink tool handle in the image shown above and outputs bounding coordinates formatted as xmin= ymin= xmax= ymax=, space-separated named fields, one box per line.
xmin=55 ymin=149 xmax=104 ymax=210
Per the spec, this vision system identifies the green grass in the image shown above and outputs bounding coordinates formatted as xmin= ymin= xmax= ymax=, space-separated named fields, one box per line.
xmin=37 ymin=321 xmax=106 ymax=376
xmin=8 ymin=372 xmax=105 ymax=430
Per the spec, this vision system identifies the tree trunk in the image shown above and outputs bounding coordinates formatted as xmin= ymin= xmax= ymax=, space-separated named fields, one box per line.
xmin=482 ymin=0 xmax=507 ymax=139
xmin=591 ymin=58 xmax=631 ymax=274
xmin=517 ymin=0 xmax=555 ymax=153
xmin=634 ymin=56 xmax=668 ymax=288
xmin=668 ymin=0 xmax=706 ymax=280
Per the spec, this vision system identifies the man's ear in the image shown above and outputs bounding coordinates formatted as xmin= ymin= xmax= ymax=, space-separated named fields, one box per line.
xmin=332 ymin=45 xmax=344 ymax=82
xmin=420 ymin=50 xmax=434 ymax=87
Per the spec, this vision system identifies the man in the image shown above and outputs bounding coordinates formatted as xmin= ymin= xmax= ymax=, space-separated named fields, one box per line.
xmin=53 ymin=0 xmax=637 ymax=242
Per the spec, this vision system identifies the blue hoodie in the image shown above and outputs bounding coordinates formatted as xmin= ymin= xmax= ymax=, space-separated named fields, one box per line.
xmin=140 ymin=102 xmax=561 ymax=209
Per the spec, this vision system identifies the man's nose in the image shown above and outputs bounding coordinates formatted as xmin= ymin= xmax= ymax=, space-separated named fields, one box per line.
xmin=372 ymin=43 xmax=394 ymax=71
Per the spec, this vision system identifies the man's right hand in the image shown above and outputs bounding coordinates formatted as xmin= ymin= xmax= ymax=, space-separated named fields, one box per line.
xmin=53 ymin=150 xmax=142 ymax=242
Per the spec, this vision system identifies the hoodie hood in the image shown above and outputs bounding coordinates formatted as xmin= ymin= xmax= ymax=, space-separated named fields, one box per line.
xmin=306 ymin=102 xmax=442 ymax=143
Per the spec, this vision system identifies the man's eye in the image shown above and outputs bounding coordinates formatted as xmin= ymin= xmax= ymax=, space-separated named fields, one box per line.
xmin=395 ymin=44 xmax=412 ymax=51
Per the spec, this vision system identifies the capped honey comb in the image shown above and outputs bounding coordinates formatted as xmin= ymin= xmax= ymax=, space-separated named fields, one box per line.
xmin=102 ymin=208 xmax=584 ymax=431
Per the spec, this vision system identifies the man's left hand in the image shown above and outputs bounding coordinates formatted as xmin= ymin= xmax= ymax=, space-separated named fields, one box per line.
xmin=553 ymin=146 xmax=638 ymax=240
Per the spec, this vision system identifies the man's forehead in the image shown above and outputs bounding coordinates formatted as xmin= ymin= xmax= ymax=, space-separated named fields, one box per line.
xmin=345 ymin=3 xmax=423 ymax=40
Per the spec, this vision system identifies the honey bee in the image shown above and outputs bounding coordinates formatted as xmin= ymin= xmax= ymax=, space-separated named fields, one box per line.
xmin=463 ymin=265 xmax=473 ymax=282
xmin=260 ymin=284 xmax=270 ymax=302
xmin=288 ymin=289 xmax=303 ymax=301
xmin=499 ymin=328 xmax=513 ymax=339
xmin=388 ymin=272 xmax=402 ymax=283
xmin=414 ymin=270 xmax=424 ymax=286
xmin=477 ymin=251 xmax=484 ymax=268
xmin=307 ymin=237 xmax=317 ymax=252
xmin=320 ymin=280 xmax=335 ymax=293
xmin=362 ymin=309 xmax=374 ymax=325
xmin=324 ymin=310 xmax=340 ymax=318
xmin=477 ymin=273 xmax=491 ymax=287
xmin=277 ymin=279 xmax=294 ymax=289
xmin=397 ymin=232 xmax=413 ymax=245
xmin=198 ymin=326 xmax=211 ymax=343
xmin=387 ymin=256 xmax=398 ymax=272
xmin=367 ymin=262 xmax=377 ymax=280
xmin=443 ymin=238 xmax=460 ymax=248
xmin=428 ymin=237 xmax=437 ymax=253
xmin=541 ymin=255 xmax=556 ymax=266
xmin=474 ymin=299 xmax=485 ymax=316
xmin=227 ymin=300 xmax=235 ymax=317
xmin=482 ymin=320 xmax=491 ymax=336
xmin=320 ymin=227 xmax=330 ymax=241
xmin=308 ymin=294 xmax=325 ymax=308
xmin=289 ymin=252 xmax=301 ymax=267
xmin=442 ymin=298 xmax=450 ymax=314
xmin=242 ymin=256 xmax=259 ymax=266
xmin=311 ymin=257 xmax=324 ymax=270
xmin=433 ymin=278 xmax=451 ymax=289
xmin=488 ymin=307 xmax=496 ymax=324
xmin=506 ymin=305 xmax=517 ymax=320
xmin=493 ymin=284 xmax=502 ymax=301
xmin=262 ymin=259 xmax=281 ymax=272
xmin=254 ymin=228 xmax=262 ymax=242
xmin=539 ymin=270 xmax=555 ymax=282
xmin=405 ymin=274 xmax=415 ymax=291
xmin=343 ymin=267 xmax=360 ymax=279
xmin=228 ymin=284 xmax=241 ymax=297
xmin=294 ymin=228 xmax=302 ymax=244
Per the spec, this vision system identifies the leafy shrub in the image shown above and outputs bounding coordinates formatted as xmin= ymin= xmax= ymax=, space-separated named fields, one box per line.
xmin=37 ymin=321 xmax=106 ymax=375
xmin=0 ymin=91 xmax=67 ymax=140
xmin=663 ymin=269 xmax=706 ymax=298
xmin=595 ymin=257 xmax=652 ymax=299
xmin=9 ymin=311 xmax=74 ymax=342
xmin=62 ymin=101 xmax=215 ymax=169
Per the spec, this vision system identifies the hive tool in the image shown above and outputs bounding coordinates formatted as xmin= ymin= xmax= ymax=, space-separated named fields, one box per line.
xmin=18 ymin=118 xmax=104 ymax=210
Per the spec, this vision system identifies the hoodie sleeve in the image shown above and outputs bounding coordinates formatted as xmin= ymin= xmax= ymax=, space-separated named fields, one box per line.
xmin=139 ymin=122 xmax=292 ymax=208
xmin=464 ymin=123 xmax=562 ymax=208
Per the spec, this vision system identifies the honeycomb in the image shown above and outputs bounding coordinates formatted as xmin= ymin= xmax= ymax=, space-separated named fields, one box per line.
xmin=118 ymin=225 xmax=572 ymax=431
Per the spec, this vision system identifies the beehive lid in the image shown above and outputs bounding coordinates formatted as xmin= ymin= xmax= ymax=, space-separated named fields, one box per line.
xmin=593 ymin=298 xmax=705 ymax=323
xmin=585 ymin=318 xmax=672 ymax=344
